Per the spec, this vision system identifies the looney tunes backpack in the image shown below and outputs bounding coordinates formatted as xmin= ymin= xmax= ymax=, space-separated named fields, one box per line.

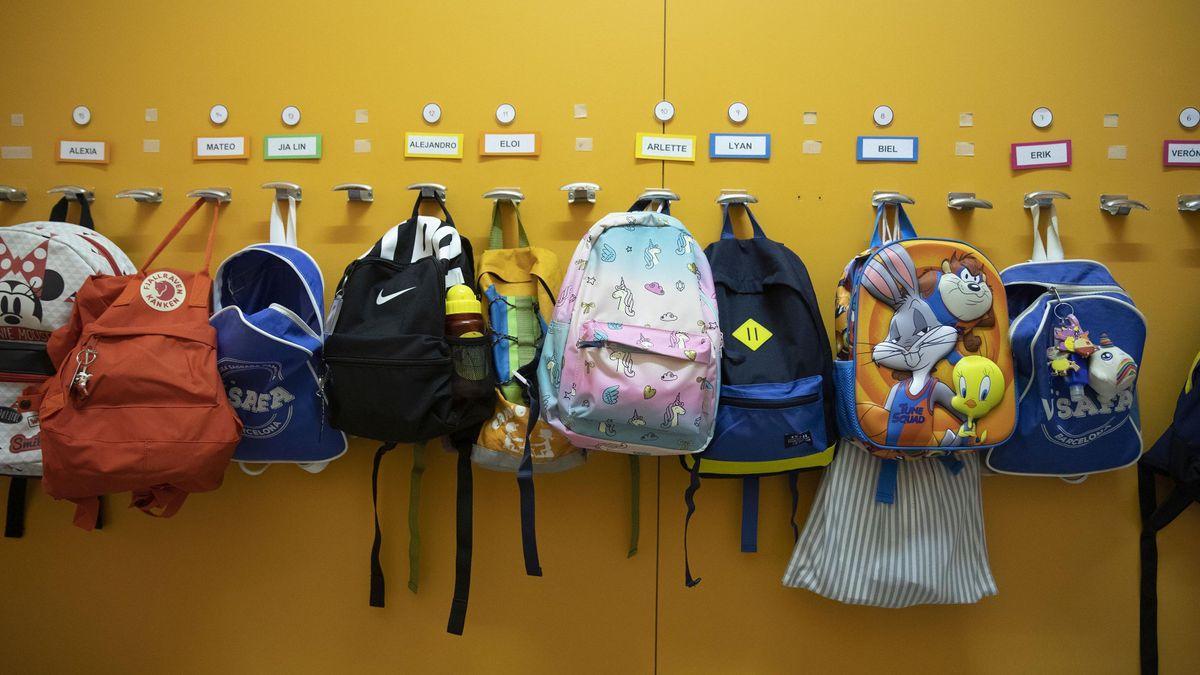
xmin=0 ymin=194 xmax=135 ymax=537
xmin=679 ymin=201 xmax=836 ymax=585
xmin=988 ymin=203 xmax=1144 ymax=477
xmin=834 ymin=203 xmax=1015 ymax=503
xmin=210 ymin=196 xmax=346 ymax=474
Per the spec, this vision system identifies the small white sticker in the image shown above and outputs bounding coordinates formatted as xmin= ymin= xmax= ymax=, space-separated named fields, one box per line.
xmin=354 ymin=139 xmax=371 ymax=153
xmin=1107 ymin=144 xmax=1128 ymax=160
xmin=654 ymin=100 xmax=675 ymax=123
xmin=1103 ymin=114 xmax=1119 ymax=128
xmin=573 ymin=103 xmax=588 ymax=119
xmin=1032 ymin=106 xmax=1054 ymax=129
xmin=422 ymin=102 xmax=442 ymax=124
xmin=802 ymin=140 xmax=822 ymax=154
xmin=727 ymin=102 xmax=748 ymax=124
xmin=575 ymin=137 xmax=593 ymax=151
xmin=873 ymin=105 xmax=894 ymax=127
xmin=1 ymin=146 xmax=32 ymax=159
xmin=1181 ymin=107 xmax=1200 ymax=129
xmin=9 ymin=114 xmax=23 ymax=127
xmin=281 ymin=105 xmax=302 ymax=126
xmin=72 ymin=105 xmax=92 ymax=126
xmin=955 ymin=141 xmax=975 ymax=157
xmin=355 ymin=109 xmax=369 ymax=124
xmin=143 ymin=139 xmax=160 ymax=153
xmin=802 ymin=112 xmax=817 ymax=125
xmin=496 ymin=103 xmax=516 ymax=125
xmin=145 ymin=108 xmax=158 ymax=122
xmin=959 ymin=112 xmax=974 ymax=127
xmin=209 ymin=104 xmax=229 ymax=125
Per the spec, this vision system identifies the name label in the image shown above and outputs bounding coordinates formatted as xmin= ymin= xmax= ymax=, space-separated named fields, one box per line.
xmin=709 ymin=133 xmax=771 ymax=159
xmin=1011 ymin=140 xmax=1071 ymax=170
xmin=406 ymin=133 xmax=464 ymax=158
xmin=856 ymin=136 xmax=918 ymax=162
xmin=57 ymin=140 xmax=108 ymax=164
xmin=635 ymin=133 xmax=696 ymax=161
xmin=1163 ymin=140 xmax=1200 ymax=167
xmin=480 ymin=132 xmax=539 ymax=156
xmin=264 ymin=134 xmax=322 ymax=160
xmin=194 ymin=136 xmax=248 ymax=159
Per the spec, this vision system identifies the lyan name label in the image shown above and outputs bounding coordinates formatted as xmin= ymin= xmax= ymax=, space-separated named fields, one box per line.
xmin=856 ymin=136 xmax=918 ymax=162
xmin=57 ymin=140 xmax=109 ymax=164
xmin=1011 ymin=140 xmax=1072 ymax=170
xmin=709 ymin=133 xmax=771 ymax=159
xmin=635 ymin=133 xmax=696 ymax=161
xmin=480 ymin=132 xmax=539 ymax=156
xmin=264 ymin=134 xmax=322 ymax=160
xmin=406 ymin=133 xmax=464 ymax=158
xmin=1163 ymin=140 xmax=1200 ymax=167
xmin=194 ymin=136 xmax=248 ymax=160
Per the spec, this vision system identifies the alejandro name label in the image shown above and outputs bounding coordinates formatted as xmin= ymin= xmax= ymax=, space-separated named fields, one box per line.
xmin=194 ymin=136 xmax=249 ymax=159
xmin=1163 ymin=140 xmax=1200 ymax=167
xmin=480 ymin=132 xmax=539 ymax=156
xmin=264 ymin=134 xmax=322 ymax=160
xmin=57 ymin=140 xmax=109 ymax=164
xmin=856 ymin=136 xmax=918 ymax=162
xmin=1011 ymin=140 xmax=1071 ymax=170
xmin=406 ymin=133 xmax=464 ymax=158
xmin=709 ymin=133 xmax=771 ymax=159
xmin=635 ymin=133 xmax=696 ymax=161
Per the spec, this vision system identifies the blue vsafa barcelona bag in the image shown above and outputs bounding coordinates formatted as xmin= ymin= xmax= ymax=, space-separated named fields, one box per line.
xmin=210 ymin=196 xmax=347 ymax=473
xmin=987 ymin=203 xmax=1145 ymax=477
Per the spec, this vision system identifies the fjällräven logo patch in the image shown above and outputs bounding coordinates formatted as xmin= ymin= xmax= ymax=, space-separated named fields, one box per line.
xmin=141 ymin=271 xmax=186 ymax=311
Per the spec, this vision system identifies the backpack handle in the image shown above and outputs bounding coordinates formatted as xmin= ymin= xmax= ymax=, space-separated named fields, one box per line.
xmin=139 ymin=197 xmax=221 ymax=274
xmin=868 ymin=203 xmax=917 ymax=248
xmin=488 ymin=200 xmax=530 ymax=249
xmin=1030 ymin=203 xmax=1065 ymax=262
xmin=628 ymin=198 xmax=671 ymax=215
xmin=720 ymin=203 xmax=766 ymax=240
xmin=269 ymin=195 xmax=298 ymax=246
xmin=48 ymin=193 xmax=95 ymax=230
xmin=411 ymin=191 xmax=456 ymax=228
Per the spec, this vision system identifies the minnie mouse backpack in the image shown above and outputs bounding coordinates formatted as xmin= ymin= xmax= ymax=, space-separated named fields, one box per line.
xmin=0 ymin=194 xmax=135 ymax=537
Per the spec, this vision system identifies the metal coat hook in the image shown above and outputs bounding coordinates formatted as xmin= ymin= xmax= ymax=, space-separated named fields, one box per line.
xmin=483 ymin=187 xmax=524 ymax=203
xmin=716 ymin=189 xmax=758 ymax=205
xmin=1178 ymin=194 xmax=1200 ymax=212
xmin=0 ymin=185 xmax=28 ymax=203
xmin=407 ymin=182 xmax=446 ymax=200
xmin=186 ymin=187 xmax=232 ymax=203
xmin=262 ymin=181 xmax=302 ymax=203
xmin=560 ymin=182 xmax=599 ymax=204
xmin=115 ymin=188 xmax=163 ymax=204
xmin=47 ymin=185 xmax=95 ymax=203
xmin=636 ymin=188 xmax=679 ymax=212
xmin=1099 ymin=194 xmax=1150 ymax=216
xmin=871 ymin=191 xmax=915 ymax=207
xmin=947 ymin=192 xmax=993 ymax=210
xmin=1023 ymin=190 xmax=1070 ymax=208
xmin=332 ymin=183 xmax=374 ymax=203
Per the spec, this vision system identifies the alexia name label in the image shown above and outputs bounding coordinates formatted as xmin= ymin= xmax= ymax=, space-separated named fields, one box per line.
xmin=58 ymin=140 xmax=108 ymax=164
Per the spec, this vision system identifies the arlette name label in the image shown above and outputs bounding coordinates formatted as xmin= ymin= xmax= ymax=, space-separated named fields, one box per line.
xmin=57 ymin=140 xmax=108 ymax=164
xmin=856 ymin=136 xmax=918 ymax=162
xmin=194 ymin=136 xmax=248 ymax=159
xmin=1163 ymin=140 xmax=1200 ymax=167
xmin=635 ymin=133 xmax=696 ymax=161
xmin=264 ymin=134 xmax=322 ymax=160
xmin=1011 ymin=140 xmax=1071 ymax=170
xmin=406 ymin=133 xmax=464 ymax=158
xmin=709 ymin=133 xmax=771 ymax=159
xmin=480 ymin=132 xmax=539 ymax=156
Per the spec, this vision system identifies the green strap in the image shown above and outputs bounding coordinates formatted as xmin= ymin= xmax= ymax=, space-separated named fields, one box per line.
xmin=407 ymin=441 xmax=427 ymax=593
xmin=488 ymin=201 xmax=530 ymax=250
xmin=627 ymin=455 xmax=640 ymax=558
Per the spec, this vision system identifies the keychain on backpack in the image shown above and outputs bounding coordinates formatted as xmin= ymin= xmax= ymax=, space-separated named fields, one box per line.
xmin=1046 ymin=304 xmax=1097 ymax=402
xmin=70 ymin=347 xmax=97 ymax=399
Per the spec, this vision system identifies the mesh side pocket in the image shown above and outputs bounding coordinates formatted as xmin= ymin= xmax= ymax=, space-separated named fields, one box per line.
xmin=449 ymin=335 xmax=496 ymax=430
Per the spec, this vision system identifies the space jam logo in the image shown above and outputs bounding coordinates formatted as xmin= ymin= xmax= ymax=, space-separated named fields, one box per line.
xmin=140 ymin=271 xmax=186 ymax=312
xmin=218 ymin=358 xmax=295 ymax=439
xmin=890 ymin=402 xmax=926 ymax=425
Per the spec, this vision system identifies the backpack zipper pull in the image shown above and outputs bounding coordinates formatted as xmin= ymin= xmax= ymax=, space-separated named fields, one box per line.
xmin=71 ymin=345 xmax=98 ymax=399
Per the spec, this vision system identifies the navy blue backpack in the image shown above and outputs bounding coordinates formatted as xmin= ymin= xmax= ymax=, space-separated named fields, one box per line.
xmin=210 ymin=197 xmax=347 ymax=473
xmin=987 ymin=203 xmax=1145 ymax=477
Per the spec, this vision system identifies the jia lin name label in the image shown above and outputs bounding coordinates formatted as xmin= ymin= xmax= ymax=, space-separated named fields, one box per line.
xmin=57 ymin=140 xmax=108 ymax=164
xmin=264 ymin=134 xmax=322 ymax=160
xmin=1163 ymin=140 xmax=1200 ymax=167
xmin=709 ymin=133 xmax=771 ymax=159
xmin=635 ymin=133 xmax=696 ymax=161
xmin=480 ymin=132 xmax=539 ymax=156
xmin=856 ymin=136 xmax=918 ymax=162
xmin=1011 ymin=140 xmax=1072 ymax=170
xmin=194 ymin=136 xmax=248 ymax=159
xmin=406 ymin=133 xmax=464 ymax=158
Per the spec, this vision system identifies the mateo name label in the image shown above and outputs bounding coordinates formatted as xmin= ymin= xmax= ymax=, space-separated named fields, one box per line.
xmin=264 ymin=134 xmax=322 ymax=160
xmin=406 ymin=133 xmax=464 ymax=158
xmin=856 ymin=136 xmax=918 ymax=162
xmin=635 ymin=133 xmax=696 ymax=161
xmin=57 ymin=140 xmax=108 ymax=164
xmin=1011 ymin=140 xmax=1072 ymax=170
xmin=194 ymin=136 xmax=248 ymax=159
xmin=1163 ymin=140 xmax=1200 ymax=167
xmin=480 ymin=132 xmax=539 ymax=156
xmin=709 ymin=133 xmax=771 ymax=159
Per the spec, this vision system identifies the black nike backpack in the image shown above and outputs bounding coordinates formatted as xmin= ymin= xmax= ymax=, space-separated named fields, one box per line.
xmin=323 ymin=190 xmax=494 ymax=635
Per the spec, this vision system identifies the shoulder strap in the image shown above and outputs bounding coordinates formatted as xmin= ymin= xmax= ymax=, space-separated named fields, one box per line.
xmin=48 ymin=194 xmax=95 ymax=230
xmin=369 ymin=442 xmax=396 ymax=608
xmin=269 ymin=196 xmax=298 ymax=246
xmin=869 ymin=204 xmax=917 ymax=249
xmin=411 ymin=191 xmax=455 ymax=228
xmin=408 ymin=441 xmax=426 ymax=593
xmin=1030 ymin=203 xmax=1064 ymax=262
xmin=720 ymin=203 xmax=766 ymax=240
xmin=488 ymin=201 xmax=530 ymax=250
xmin=140 ymin=198 xmax=221 ymax=274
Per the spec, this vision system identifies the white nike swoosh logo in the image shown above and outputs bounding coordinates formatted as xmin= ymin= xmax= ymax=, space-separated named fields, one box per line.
xmin=376 ymin=287 xmax=416 ymax=304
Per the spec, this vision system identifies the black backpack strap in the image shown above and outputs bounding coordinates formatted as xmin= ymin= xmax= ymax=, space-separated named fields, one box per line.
xmin=4 ymin=476 xmax=28 ymax=538
xmin=408 ymin=441 xmax=427 ymax=593
xmin=1138 ymin=462 xmax=1161 ymax=675
xmin=446 ymin=429 xmax=476 ymax=635
xmin=369 ymin=442 xmax=397 ymax=607
xmin=411 ymin=191 xmax=456 ymax=228
xmin=48 ymin=194 xmax=95 ymax=230
xmin=740 ymin=476 xmax=759 ymax=553
xmin=682 ymin=456 xmax=702 ymax=587
xmin=516 ymin=355 xmax=543 ymax=577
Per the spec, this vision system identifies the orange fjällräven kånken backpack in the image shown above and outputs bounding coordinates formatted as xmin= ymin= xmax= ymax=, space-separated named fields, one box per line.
xmin=38 ymin=197 xmax=242 ymax=528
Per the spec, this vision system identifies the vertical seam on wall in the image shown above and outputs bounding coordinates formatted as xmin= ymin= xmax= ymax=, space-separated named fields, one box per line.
xmin=656 ymin=5 xmax=667 ymax=672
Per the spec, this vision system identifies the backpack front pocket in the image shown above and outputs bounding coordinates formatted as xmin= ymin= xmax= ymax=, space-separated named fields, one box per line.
xmin=707 ymin=376 xmax=830 ymax=469
xmin=66 ymin=331 xmax=221 ymax=409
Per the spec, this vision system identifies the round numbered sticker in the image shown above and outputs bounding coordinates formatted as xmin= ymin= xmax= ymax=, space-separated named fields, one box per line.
xmin=654 ymin=100 xmax=675 ymax=123
xmin=281 ymin=105 xmax=301 ymax=126
xmin=496 ymin=103 xmax=516 ymax=125
xmin=873 ymin=105 xmax=894 ymax=127
xmin=423 ymin=102 xmax=442 ymax=124
xmin=1180 ymin=107 xmax=1199 ymax=129
xmin=72 ymin=105 xmax=91 ymax=126
xmin=209 ymin=104 xmax=229 ymax=125
xmin=728 ymin=101 xmax=748 ymax=124
xmin=1032 ymin=106 xmax=1054 ymax=129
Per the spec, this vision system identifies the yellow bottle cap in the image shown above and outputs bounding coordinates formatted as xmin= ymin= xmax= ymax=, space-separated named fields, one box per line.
xmin=445 ymin=284 xmax=481 ymax=315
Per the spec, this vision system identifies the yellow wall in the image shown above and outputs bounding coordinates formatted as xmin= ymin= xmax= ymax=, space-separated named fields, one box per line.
xmin=0 ymin=1 xmax=1198 ymax=672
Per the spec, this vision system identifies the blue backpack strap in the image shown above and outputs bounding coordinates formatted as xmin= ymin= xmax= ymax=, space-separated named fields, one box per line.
xmin=407 ymin=441 xmax=426 ymax=593
xmin=721 ymin=203 xmax=767 ymax=240
xmin=868 ymin=203 xmax=918 ymax=249
xmin=875 ymin=458 xmax=900 ymax=504
xmin=683 ymin=457 xmax=703 ymax=586
xmin=740 ymin=476 xmax=760 ymax=553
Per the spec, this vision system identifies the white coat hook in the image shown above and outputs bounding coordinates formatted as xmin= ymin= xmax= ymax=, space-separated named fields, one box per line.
xmin=871 ymin=191 xmax=915 ymax=207
xmin=483 ymin=187 xmax=524 ymax=204
xmin=0 ymin=185 xmax=28 ymax=203
xmin=947 ymin=192 xmax=993 ymax=210
xmin=716 ymin=189 xmax=758 ymax=205
xmin=47 ymin=185 xmax=95 ymax=203
xmin=1178 ymin=194 xmax=1200 ymax=212
xmin=407 ymin=182 xmax=447 ymax=200
xmin=560 ymin=182 xmax=599 ymax=205
xmin=186 ymin=187 xmax=232 ymax=203
xmin=1099 ymin=194 xmax=1150 ymax=216
xmin=332 ymin=183 xmax=374 ymax=203
xmin=636 ymin=188 xmax=679 ymax=212
xmin=115 ymin=187 xmax=163 ymax=204
xmin=262 ymin=181 xmax=302 ymax=203
xmin=1023 ymin=190 xmax=1070 ymax=208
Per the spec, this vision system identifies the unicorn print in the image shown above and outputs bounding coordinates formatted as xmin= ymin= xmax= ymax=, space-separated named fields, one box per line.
xmin=608 ymin=348 xmax=636 ymax=378
xmin=564 ymin=383 xmax=577 ymax=400
xmin=637 ymin=334 xmax=653 ymax=350
xmin=612 ymin=278 xmax=636 ymax=317
xmin=546 ymin=357 xmax=562 ymax=388
xmin=644 ymin=240 xmax=662 ymax=269
xmin=668 ymin=331 xmax=690 ymax=349
xmin=675 ymin=231 xmax=690 ymax=255
xmin=662 ymin=394 xmax=686 ymax=429
xmin=585 ymin=359 xmax=596 ymax=374
xmin=629 ymin=410 xmax=646 ymax=426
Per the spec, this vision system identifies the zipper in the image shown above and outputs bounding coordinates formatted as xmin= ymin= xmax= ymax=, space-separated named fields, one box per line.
xmin=324 ymin=354 xmax=450 ymax=367
xmin=721 ymin=392 xmax=818 ymax=409
xmin=1009 ymin=286 xmax=1142 ymax=341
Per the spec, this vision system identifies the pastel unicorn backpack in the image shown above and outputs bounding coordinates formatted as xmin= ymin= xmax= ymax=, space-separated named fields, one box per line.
xmin=833 ymin=203 xmax=1016 ymax=502
xmin=210 ymin=195 xmax=347 ymax=474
